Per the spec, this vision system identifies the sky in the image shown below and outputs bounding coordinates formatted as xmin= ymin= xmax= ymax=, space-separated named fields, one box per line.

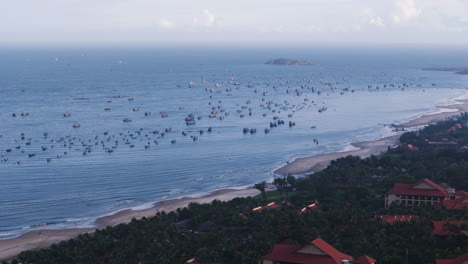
xmin=1 ymin=0 xmax=468 ymax=46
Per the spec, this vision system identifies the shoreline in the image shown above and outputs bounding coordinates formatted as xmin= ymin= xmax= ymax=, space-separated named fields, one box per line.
xmin=274 ymin=98 xmax=468 ymax=176
xmin=0 ymin=188 xmax=260 ymax=261
xmin=2 ymin=96 xmax=468 ymax=261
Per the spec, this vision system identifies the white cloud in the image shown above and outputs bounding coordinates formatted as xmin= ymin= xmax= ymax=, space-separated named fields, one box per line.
xmin=202 ymin=10 xmax=215 ymax=26
xmin=393 ymin=0 xmax=421 ymax=23
xmin=369 ymin=16 xmax=385 ymax=27
xmin=158 ymin=18 xmax=174 ymax=29
xmin=1 ymin=0 xmax=468 ymax=45
xmin=360 ymin=8 xmax=385 ymax=28
xmin=193 ymin=9 xmax=216 ymax=27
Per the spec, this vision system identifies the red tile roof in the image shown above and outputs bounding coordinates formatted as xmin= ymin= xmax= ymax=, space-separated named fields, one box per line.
xmin=455 ymin=190 xmax=468 ymax=197
xmin=252 ymin=206 xmax=263 ymax=212
xmin=267 ymin=202 xmax=280 ymax=209
xmin=435 ymin=260 xmax=453 ymax=264
xmin=387 ymin=178 xmax=447 ymax=197
xmin=300 ymin=202 xmax=319 ymax=214
xmin=432 ymin=221 xmax=468 ymax=236
xmin=435 ymin=254 xmax=468 ymax=264
xmin=186 ymin=258 xmax=201 ymax=264
xmin=407 ymin=144 xmax=419 ymax=151
xmin=438 ymin=196 xmax=468 ymax=210
xmin=355 ymin=255 xmax=377 ymax=264
xmin=261 ymin=238 xmax=353 ymax=264
xmin=377 ymin=215 xmax=420 ymax=224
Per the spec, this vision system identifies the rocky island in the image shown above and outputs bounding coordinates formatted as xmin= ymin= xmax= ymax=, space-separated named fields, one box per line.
xmin=265 ymin=58 xmax=313 ymax=65
xmin=422 ymin=67 xmax=468 ymax=75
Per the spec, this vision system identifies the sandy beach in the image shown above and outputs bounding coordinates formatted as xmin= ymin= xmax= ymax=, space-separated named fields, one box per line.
xmin=400 ymin=99 xmax=468 ymax=128
xmin=1 ymin=99 xmax=468 ymax=261
xmin=274 ymin=99 xmax=468 ymax=176
xmin=274 ymin=135 xmax=400 ymax=176
xmin=0 ymin=188 xmax=259 ymax=261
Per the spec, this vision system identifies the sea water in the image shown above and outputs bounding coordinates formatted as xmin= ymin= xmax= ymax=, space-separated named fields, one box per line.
xmin=0 ymin=45 xmax=467 ymax=238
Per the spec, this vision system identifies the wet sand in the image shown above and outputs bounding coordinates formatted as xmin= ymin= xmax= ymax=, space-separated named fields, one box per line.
xmin=2 ymin=99 xmax=468 ymax=261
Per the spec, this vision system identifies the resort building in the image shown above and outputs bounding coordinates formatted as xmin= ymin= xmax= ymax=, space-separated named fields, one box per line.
xmin=186 ymin=258 xmax=201 ymax=264
xmin=253 ymin=201 xmax=293 ymax=212
xmin=435 ymin=192 xmax=468 ymax=210
xmin=431 ymin=221 xmax=468 ymax=236
xmin=435 ymin=253 xmax=468 ymax=264
xmin=385 ymin=178 xmax=450 ymax=208
xmin=259 ymin=238 xmax=374 ymax=264
xmin=300 ymin=201 xmax=320 ymax=214
xmin=376 ymin=215 xmax=420 ymax=224
xmin=354 ymin=255 xmax=377 ymax=264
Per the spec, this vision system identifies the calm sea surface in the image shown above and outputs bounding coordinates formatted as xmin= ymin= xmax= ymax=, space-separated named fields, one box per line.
xmin=0 ymin=46 xmax=467 ymax=238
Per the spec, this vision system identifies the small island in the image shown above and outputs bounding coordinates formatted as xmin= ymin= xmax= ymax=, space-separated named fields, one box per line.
xmin=422 ymin=67 xmax=468 ymax=75
xmin=265 ymin=58 xmax=313 ymax=65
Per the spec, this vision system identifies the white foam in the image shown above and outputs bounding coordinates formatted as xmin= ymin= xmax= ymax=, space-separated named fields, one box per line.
xmin=452 ymin=90 xmax=468 ymax=102
xmin=130 ymin=202 xmax=156 ymax=211
xmin=339 ymin=143 xmax=360 ymax=152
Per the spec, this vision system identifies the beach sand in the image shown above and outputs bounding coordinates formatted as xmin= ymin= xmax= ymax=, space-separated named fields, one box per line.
xmin=399 ymin=99 xmax=468 ymax=128
xmin=2 ymin=99 xmax=468 ymax=261
xmin=274 ymin=100 xmax=468 ymax=176
xmin=274 ymin=135 xmax=400 ymax=176
xmin=0 ymin=188 xmax=259 ymax=261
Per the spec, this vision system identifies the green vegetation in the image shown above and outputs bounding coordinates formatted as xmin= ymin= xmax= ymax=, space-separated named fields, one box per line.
xmin=15 ymin=114 xmax=468 ymax=264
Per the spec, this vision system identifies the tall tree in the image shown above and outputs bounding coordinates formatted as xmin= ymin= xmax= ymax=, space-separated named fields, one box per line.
xmin=254 ymin=181 xmax=267 ymax=201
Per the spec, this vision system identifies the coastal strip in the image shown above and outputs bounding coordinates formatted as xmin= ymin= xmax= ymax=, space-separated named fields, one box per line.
xmin=273 ymin=135 xmax=400 ymax=176
xmin=0 ymin=188 xmax=260 ymax=261
xmin=274 ymin=98 xmax=468 ymax=177
xmin=2 ymin=97 xmax=468 ymax=261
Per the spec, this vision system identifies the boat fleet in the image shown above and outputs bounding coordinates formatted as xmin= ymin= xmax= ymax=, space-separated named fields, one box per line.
xmin=1 ymin=69 xmax=429 ymax=165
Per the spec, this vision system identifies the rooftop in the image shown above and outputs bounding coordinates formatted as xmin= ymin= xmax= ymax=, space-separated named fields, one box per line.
xmin=435 ymin=253 xmax=468 ymax=264
xmin=387 ymin=178 xmax=447 ymax=197
xmin=436 ymin=196 xmax=468 ymax=210
xmin=354 ymin=255 xmax=377 ymax=264
xmin=432 ymin=221 xmax=468 ymax=236
xmin=377 ymin=215 xmax=420 ymax=224
xmin=261 ymin=238 xmax=353 ymax=264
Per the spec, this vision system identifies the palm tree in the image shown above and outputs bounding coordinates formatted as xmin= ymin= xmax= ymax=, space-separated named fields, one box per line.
xmin=254 ymin=181 xmax=267 ymax=201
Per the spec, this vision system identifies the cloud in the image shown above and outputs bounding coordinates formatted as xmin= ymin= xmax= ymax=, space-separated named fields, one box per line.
xmin=369 ymin=16 xmax=385 ymax=27
xmin=360 ymin=8 xmax=385 ymax=28
xmin=158 ymin=18 xmax=174 ymax=29
xmin=202 ymin=10 xmax=215 ymax=26
xmin=393 ymin=0 xmax=421 ymax=23
xmin=193 ymin=9 xmax=216 ymax=27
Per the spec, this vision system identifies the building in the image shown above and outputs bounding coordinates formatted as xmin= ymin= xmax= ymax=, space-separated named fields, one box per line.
xmin=300 ymin=201 xmax=320 ymax=214
xmin=435 ymin=192 xmax=468 ymax=210
xmin=376 ymin=215 xmax=420 ymax=224
xmin=260 ymin=238 xmax=374 ymax=264
xmin=186 ymin=259 xmax=201 ymax=264
xmin=431 ymin=221 xmax=468 ymax=236
xmin=426 ymin=139 xmax=459 ymax=149
xmin=354 ymin=255 xmax=377 ymax=264
xmin=435 ymin=253 xmax=468 ymax=264
xmin=385 ymin=178 xmax=449 ymax=208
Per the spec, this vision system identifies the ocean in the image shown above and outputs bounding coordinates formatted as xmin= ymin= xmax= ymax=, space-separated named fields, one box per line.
xmin=0 ymin=45 xmax=467 ymax=238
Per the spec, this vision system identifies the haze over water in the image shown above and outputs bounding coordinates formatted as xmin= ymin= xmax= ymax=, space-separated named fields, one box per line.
xmin=0 ymin=46 xmax=467 ymax=238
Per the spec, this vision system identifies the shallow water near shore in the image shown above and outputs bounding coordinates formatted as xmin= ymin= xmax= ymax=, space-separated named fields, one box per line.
xmin=1 ymin=46 xmax=468 ymax=238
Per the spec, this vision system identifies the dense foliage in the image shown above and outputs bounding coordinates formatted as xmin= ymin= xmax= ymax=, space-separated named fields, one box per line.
xmin=14 ymin=114 xmax=468 ymax=264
